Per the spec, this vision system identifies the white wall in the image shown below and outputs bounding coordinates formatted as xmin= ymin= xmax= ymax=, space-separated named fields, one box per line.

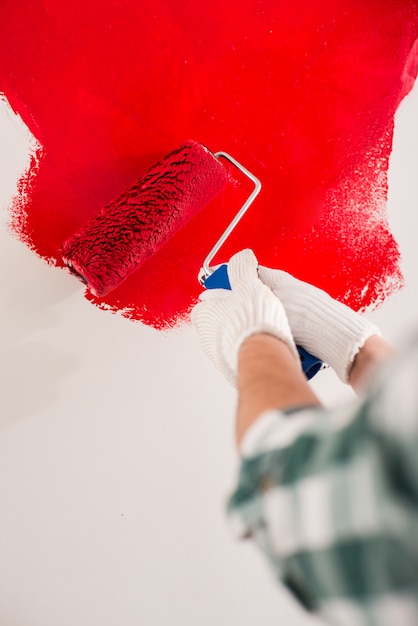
xmin=0 ymin=82 xmax=417 ymax=626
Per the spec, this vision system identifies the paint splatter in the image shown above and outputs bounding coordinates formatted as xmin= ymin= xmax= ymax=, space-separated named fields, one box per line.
xmin=0 ymin=1 xmax=417 ymax=328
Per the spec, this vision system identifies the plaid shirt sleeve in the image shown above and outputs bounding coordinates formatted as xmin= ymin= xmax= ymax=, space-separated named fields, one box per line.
xmin=226 ymin=332 xmax=418 ymax=626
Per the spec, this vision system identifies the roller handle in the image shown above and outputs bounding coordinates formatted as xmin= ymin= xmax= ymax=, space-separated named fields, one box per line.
xmin=203 ymin=264 xmax=323 ymax=380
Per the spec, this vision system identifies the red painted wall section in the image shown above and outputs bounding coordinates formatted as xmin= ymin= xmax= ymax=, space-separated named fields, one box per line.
xmin=0 ymin=1 xmax=417 ymax=328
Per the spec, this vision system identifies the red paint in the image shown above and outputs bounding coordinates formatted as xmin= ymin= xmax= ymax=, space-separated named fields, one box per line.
xmin=1 ymin=1 xmax=417 ymax=328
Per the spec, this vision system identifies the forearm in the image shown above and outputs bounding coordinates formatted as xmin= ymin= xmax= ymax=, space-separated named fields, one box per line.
xmin=349 ymin=334 xmax=395 ymax=392
xmin=236 ymin=334 xmax=321 ymax=449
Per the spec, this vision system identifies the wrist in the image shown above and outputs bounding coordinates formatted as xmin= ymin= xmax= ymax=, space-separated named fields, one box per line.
xmin=348 ymin=334 xmax=395 ymax=391
xmin=236 ymin=333 xmax=320 ymax=449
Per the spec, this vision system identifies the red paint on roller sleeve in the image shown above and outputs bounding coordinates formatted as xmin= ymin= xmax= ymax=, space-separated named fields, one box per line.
xmin=61 ymin=141 xmax=227 ymax=297
xmin=1 ymin=1 xmax=417 ymax=328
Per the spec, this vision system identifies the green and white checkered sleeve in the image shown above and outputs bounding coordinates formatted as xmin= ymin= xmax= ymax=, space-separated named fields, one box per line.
xmin=226 ymin=332 xmax=418 ymax=626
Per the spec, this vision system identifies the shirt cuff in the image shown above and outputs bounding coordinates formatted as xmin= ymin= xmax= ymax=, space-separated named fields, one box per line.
xmin=239 ymin=406 xmax=322 ymax=458
xmin=240 ymin=409 xmax=286 ymax=457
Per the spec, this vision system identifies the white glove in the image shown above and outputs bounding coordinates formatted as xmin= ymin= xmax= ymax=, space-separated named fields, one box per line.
xmin=191 ymin=249 xmax=299 ymax=386
xmin=258 ymin=266 xmax=381 ymax=383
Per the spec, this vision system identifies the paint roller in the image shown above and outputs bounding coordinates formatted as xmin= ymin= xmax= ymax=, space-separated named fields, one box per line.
xmin=61 ymin=140 xmax=227 ymax=297
xmin=61 ymin=140 xmax=323 ymax=378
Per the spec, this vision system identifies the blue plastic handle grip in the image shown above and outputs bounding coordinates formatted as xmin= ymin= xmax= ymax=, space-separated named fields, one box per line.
xmin=203 ymin=264 xmax=323 ymax=380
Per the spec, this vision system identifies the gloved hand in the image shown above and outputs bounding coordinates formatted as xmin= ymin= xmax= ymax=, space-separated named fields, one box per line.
xmin=191 ymin=249 xmax=299 ymax=386
xmin=257 ymin=266 xmax=381 ymax=383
